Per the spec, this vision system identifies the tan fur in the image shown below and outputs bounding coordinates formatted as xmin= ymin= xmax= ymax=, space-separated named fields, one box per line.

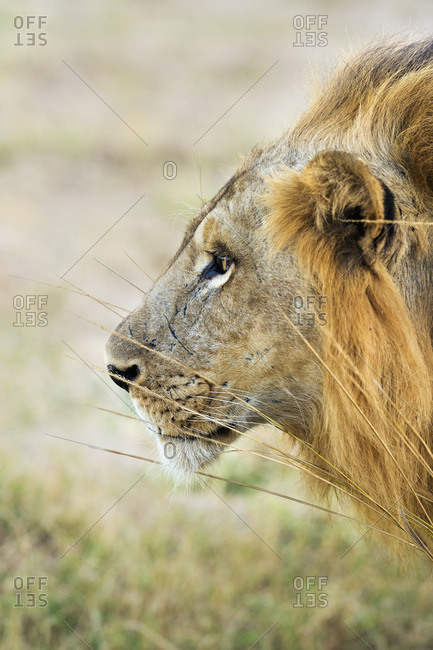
xmin=106 ymin=37 xmax=433 ymax=549
xmin=265 ymin=150 xmax=433 ymax=531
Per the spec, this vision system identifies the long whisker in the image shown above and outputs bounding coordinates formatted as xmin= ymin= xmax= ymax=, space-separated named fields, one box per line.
xmin=77 ymin=315 xmax=403 ymax=518
xmin=45 ymin=434 xmax=420 ymax=550
xmin=91 ymin=405 xmax=427 ymax=530
xmin=94 ymin=406 xmax=143 ymax=421
xmin=11 ymin=274 xmax=128 ymax=317
xmin=124 ymin=251 xmax=155 ymax=285
xmin=66 ymin=347 xmax=403 ymax=523
xmin=94 ymin=258 xmax=146 ymax=294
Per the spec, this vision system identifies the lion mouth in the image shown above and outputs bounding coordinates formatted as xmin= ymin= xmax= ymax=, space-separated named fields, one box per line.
xmin=148 ymin=424 xmax=235 ymax=442
xmin=145 ymin=418 xmax=242 ymax=476
xmin=202 ymin=425 xmax=235 ymax=440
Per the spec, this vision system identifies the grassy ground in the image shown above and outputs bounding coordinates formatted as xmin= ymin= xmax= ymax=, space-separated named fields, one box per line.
xmin=2 ymin=446 xmax=433 ymax=650
xmin=3 ymin=1 xmax=433 ymax=648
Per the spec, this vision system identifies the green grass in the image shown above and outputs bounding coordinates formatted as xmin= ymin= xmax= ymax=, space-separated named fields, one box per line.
xmin=1 ymin=448 xmax=433 ymax=649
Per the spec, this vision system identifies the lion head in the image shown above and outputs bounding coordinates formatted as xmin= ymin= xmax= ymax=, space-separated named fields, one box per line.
xmin=105 ymin=38 xmax=433 ymax=537
xmin=105 ymin=154 xmax=323 ymax=476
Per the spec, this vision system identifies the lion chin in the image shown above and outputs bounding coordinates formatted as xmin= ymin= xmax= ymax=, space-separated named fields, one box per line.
xmin=140 ymin=413 xmax=235 ymax=483
xmin=154 ymin=432 xmax=223 ymax=484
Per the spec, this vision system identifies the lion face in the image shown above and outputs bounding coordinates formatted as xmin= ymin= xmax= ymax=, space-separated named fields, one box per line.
xmin=105 ymin=162 xmax=323 ymax=477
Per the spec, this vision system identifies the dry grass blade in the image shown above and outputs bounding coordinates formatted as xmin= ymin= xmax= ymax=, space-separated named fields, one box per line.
xmin=124 ymin=251 xmax=155 ymax=284
xmin=400 ymin=509 xmax=433 ymax=560
xmin=70 ymin=314 xmax=415 ymax=531
xmin=94 ymin=258 xmax=146 ymax=294
xmin=69 ymin=349 xmax=392 ymax=520
xmin=97 ymin=401 xmax=399 ymax=521
xmin=72 ymin=305 xmax=433 ymax=555
xmin=45 ymin=433 xmax=419 ymax=548
xmin=94 ymin=406 xmax=141 ymax=421
xmin=77 ymin=315 xmax=378 ymax=487
xmin=12 ymin=274 xmax=128 ymax=316
xmin=339 ymin=219 xmax=433 ymax=226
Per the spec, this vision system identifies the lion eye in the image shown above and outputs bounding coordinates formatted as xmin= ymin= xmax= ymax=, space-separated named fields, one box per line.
xmin=205 ymin=254 xmax=233 ymax=279
xmin=215 ymin=255 xmax=232 ymax=273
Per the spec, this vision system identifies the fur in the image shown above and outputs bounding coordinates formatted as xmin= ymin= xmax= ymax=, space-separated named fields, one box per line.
xmin=106 ymin=37 xmax=433 ymax=551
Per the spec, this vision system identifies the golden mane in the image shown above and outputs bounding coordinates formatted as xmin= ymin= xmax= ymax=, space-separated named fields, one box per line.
xmin=265 ymin=38 xmax=433 ymax=546
xmin=291 ymin=37 xmax=433 ymax=206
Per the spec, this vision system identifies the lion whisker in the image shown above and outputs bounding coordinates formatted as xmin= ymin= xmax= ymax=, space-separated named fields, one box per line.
xmin=49 ymin=434 xmax=415 ymax=540
xmin=124 ymin=251 xmax=155 ymax=285
xmin=82 ymin=317 xmax=398 ymax=519
xmin=94 ymin=258 xmax=146 ymax=294
xmin=13 ymin=273 xmax=128 ymax=317
xmin=68 ymin=348 xmax=418 ymax=531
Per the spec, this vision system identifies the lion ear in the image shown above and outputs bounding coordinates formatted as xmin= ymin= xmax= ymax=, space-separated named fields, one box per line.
xmin=266 ymin=150 xmax=396 ymax=267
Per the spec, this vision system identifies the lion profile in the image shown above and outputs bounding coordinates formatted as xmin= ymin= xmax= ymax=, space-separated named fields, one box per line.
xmin=105 ymin=37 xmax=433 ymax=549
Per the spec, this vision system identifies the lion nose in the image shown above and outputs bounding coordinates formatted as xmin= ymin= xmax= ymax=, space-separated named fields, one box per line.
xmin=107 ymin=363 xmax=140 ymax=392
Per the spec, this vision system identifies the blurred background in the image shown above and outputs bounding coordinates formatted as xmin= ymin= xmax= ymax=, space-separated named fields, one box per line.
xmin=2 ymin=1 xmax=433 ymax=648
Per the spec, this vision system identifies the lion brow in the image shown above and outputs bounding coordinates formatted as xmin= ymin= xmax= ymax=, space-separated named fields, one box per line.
xmin=167 ymin=169 xmax=248 ymax=269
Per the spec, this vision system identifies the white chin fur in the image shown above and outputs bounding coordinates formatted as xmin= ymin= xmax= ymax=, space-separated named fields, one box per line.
xmin=133 ymin=403 xmax=223 ymax=485
xmin=155 ymin=435 xmax=222 ymax=485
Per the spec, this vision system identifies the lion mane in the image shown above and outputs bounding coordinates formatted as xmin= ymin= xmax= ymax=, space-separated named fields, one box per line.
xmin=266 ymin=38 xmax=433 ymax=541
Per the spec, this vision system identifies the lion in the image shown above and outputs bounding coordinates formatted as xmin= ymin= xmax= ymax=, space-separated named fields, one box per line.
xmin=105 ymin=37 xmax=433 ymax=545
